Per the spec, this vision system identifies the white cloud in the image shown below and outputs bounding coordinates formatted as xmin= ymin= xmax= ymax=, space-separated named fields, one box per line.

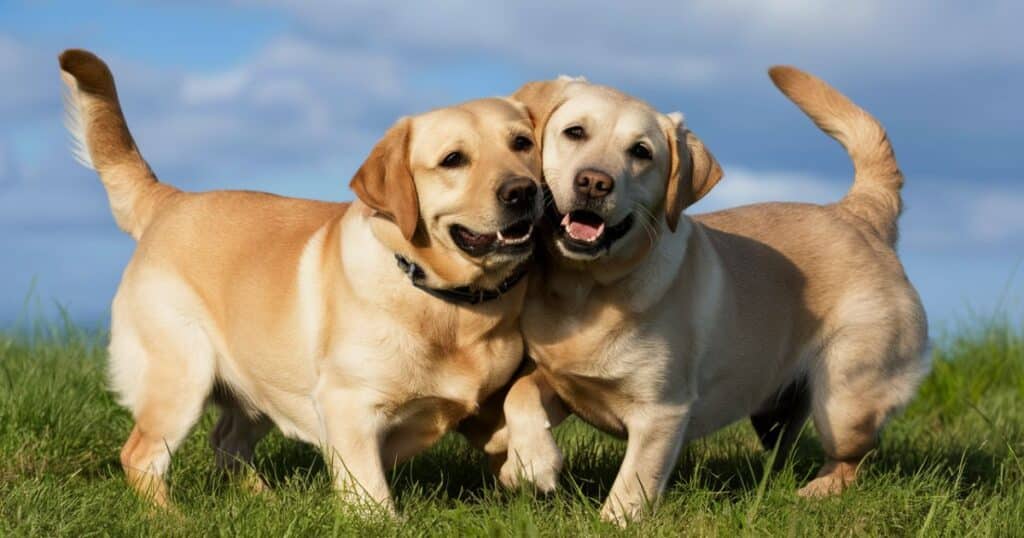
xmin=0 ymin=32 xmax=425 ymax=229
xmin=696 ymin=166 xmax=844 ymax=212
xmin=236 ymin=0 xmax=1022 ymax=88
xmin=895 ymin=180 xmax=1024 ymax=252
xmin=76 ymin=36 xmax=421 ymax=185
xmin=704 ymin=0 xmax=876 ymax=25
xmin=968 ymin=191 xmax=1024 ymax=244
xmin=182 ymin=68 xmax=251 ymax=105
xmin=693 ymin=168 xmax=1024 ymax=255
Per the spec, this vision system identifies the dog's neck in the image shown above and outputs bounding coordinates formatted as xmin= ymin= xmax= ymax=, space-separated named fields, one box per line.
xmin=393 ymin=253 xmax=528 ymax=306
xmin=342 ymin=202 xmax=526 ymax=305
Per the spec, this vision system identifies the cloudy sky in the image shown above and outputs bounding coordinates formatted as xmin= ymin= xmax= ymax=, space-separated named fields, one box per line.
xmin=1 ymin=0 xmax=1022 ymax=334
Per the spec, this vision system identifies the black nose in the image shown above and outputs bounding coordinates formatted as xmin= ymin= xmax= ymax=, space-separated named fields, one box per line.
xmin=497 ymin=177 xmax=538 ymax=210
xmin=574 ymin=169 xmax=614 ymax=199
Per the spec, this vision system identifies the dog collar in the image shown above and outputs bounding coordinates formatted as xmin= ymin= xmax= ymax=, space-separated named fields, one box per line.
xmin=394 ymin=254 xmax=528 ymax=305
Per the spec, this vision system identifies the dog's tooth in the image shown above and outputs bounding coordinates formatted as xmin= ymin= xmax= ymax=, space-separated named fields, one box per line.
xmin=561 ymin=213 xmax=570 ymax=227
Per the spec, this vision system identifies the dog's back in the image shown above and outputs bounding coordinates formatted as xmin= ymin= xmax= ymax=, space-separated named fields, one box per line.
xmin=690 ymin=68 xmax=928 ymax=496
xmin=694 ymin=65 xmax=921 ymax=342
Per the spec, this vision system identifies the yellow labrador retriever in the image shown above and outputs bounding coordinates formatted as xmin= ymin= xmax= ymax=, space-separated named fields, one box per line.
xmin=59 ymin=49 xmax=542 ymax=513
xmin=498 ymin=69 xmax=928 ymax=523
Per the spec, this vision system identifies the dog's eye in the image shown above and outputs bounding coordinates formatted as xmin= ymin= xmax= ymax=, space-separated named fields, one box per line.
xmin=440 ymin=151 xmax=466 ymax=168
xmin=629 ymin=143 xmax=652 ymax=160
xmin=512 ymin=135 xmax=534 ymax=152
xmin=563 ymin=125 xmax=585 ymax=140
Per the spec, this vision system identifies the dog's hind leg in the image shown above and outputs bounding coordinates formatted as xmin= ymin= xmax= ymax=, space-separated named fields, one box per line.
xmin=750 ymin=375 xmax=811 ymax=458
xmin=110 ymin=292 xmax=217 ymax=507
xmin=210 ymin=388 xmax=273 ymax=493
xmin=799 ymin=300 xmax=927 ymax=497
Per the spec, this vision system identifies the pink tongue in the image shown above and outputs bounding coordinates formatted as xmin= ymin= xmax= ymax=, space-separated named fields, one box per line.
xmin=563 ymin=214 xmax=605 ymax=242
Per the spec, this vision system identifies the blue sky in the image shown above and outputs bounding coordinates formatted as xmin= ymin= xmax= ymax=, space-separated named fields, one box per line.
xmin=1 ymin=0 xmax=1022 ymax=335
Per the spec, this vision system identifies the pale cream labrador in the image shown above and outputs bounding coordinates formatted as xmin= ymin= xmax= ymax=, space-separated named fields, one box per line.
xmin=59 ymin=49 xmax=542 ymax=513
xmin=498 ymin=69 xmax=928 ymax=523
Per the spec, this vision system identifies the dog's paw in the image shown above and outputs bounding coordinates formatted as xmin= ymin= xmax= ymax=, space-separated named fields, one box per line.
xmin=335 ymin=489 xmax=398 ymax=520
xmin=797 ymin=475 xmax=848 ymax=497
xmin=238 ymin=468 xmax=270 ymax=495
xmin=498 ymin=435 xmax=562 ymax=493
xmin=797 ymin=460 xmax=858 ymax=498
xmin=599 ymin=499 xmax=643 ymax=527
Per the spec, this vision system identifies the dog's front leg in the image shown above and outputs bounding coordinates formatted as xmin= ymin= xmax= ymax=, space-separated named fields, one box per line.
xmin=600 ymin=405 xmax=690 ymax=525
xmin=317 ymin=388 xmax=394 ymax=516
xmin=499 ymin=366 xmax=569 ymax=493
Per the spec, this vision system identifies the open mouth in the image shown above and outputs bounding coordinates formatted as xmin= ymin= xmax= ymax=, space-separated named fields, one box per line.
xmin=562 ymin=211 xmax=605 ymax=243
xmin=450 ymin=218 xmax=535 ymax=256
xmin=550 ymin=208 xmax=635 ymax=255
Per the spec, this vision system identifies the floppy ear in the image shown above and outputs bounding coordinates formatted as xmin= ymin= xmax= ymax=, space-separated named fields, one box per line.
xmin=512 ymin=76 xmax=582 ymax=147
xmin=664 ymin=112 xmax=723 ymax=232
xmin=350 ymin=117 xmax=419 ymax=241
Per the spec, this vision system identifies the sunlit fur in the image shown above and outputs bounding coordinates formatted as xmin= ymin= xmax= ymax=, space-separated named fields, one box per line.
xmin=494 ymin=69 xmax=928 ymax=525
xmin=60 ymin=48 xmax=541 ymax=514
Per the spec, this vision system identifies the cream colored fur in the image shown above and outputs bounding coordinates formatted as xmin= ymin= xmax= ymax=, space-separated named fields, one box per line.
xmin=497 ymin=68 xmax=928 ymax=525
xmin=59 ymin=48 xmax=542 ymax=514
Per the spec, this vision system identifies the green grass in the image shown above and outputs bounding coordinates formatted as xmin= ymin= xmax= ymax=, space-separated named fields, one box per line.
xmin=1 ymin=318 xmax=1022 ymax=537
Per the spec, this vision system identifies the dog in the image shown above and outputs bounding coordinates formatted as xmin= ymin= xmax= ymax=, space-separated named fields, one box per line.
xmin=496 ymin=68 xmax=928 ymax=523
xmin=59 ymin=49 xmax=542 ymax=513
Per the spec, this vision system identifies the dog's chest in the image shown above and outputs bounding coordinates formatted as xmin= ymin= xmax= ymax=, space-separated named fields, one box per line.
xmin=358 ymin=304 xmax=524 ymax=419
xmin=523 ymin=283 xmax=637 ymax=375
xmin=523 ymin=290 xmax=669 ymax=433
xmin=383 ymin=320 xmax=523 ymax=456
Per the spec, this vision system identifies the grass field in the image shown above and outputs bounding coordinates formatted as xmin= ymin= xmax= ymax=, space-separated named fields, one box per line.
xmin=1 ymin=317 xmax=1022 ymax=536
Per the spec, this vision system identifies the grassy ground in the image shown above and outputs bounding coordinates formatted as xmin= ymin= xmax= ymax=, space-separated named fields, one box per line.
xmin=1 ymin=319 xmax=1022 ymax=537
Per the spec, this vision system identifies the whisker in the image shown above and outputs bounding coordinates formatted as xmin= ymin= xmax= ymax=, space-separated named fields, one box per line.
xmin=632 ymin=202 xmax=658 ymax=227
xmin=634 ymin=202 xmax=658 ymax=225
xmin=541 ymin=171 xmax=562 ymax=212
xmin=632 ymin=202 xmax=659 ymax=247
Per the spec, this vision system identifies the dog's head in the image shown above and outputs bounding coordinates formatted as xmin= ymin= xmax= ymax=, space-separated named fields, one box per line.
xmin=515 ymin=77 xmax=722 ymax=264
xmin=351 ymin=98 xmax=543 ymax=287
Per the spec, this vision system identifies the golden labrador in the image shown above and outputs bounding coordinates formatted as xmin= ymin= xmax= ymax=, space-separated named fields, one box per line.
xmin=498 ymin=69 xmax=928 ymax=523
xmin=59 ymin=49 xmax=542 ymax=513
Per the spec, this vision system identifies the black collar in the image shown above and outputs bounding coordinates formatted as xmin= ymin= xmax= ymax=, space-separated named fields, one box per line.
xmin=394 ymin=254 xmax=528 ymax=305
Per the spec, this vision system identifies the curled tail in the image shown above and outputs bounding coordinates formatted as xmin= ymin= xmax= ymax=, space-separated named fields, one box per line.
xmin=769 ymin=66 xmax=903 ymax=245
xmin=59 ymin=49 xmax=179 ymax=240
